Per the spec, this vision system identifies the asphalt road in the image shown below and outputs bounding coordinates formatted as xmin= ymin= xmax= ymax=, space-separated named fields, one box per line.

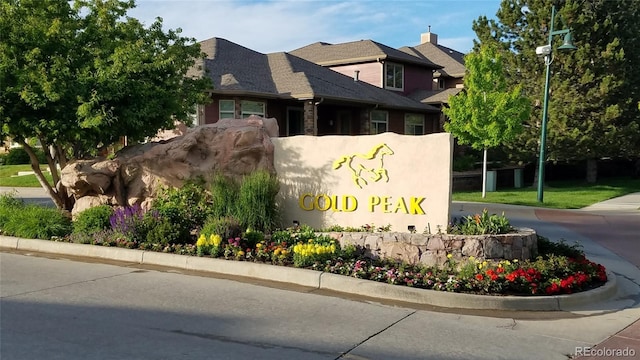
xmin=2 ymin=249 xmax=639 ymax=360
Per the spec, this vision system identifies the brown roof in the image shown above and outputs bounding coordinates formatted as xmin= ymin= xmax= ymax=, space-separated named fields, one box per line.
xmin=290 ymin=40 xmax=441 ymax=69
xmin=192 ymin=38 xmax=439 ymax=112
xmin=408 ymin=88 xmax=464 ymax=105
xmin=400 ymin=42 xmax=466 ymax=78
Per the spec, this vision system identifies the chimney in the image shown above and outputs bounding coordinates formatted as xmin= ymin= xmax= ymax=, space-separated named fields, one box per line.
xmin=354 ymin=70 xmax=360 ymax=81
xmin=420 ymin=25 xmax=438 ymax=45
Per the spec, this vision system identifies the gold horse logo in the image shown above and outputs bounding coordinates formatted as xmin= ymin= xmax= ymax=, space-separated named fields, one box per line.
xmin=332 ymin=143 xmax=394 ymax=189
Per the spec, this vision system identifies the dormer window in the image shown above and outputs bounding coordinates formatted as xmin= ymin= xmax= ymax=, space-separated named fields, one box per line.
xmin=385 ymin=62 xmax=403 ymax=91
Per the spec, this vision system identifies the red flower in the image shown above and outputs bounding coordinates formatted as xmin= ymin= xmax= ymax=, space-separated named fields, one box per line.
xmin=546 ymin=283 xmax=560 ymax=295
xmin=490 ymin=274 xmax=498 ymax=281
xmin=475 ymin=274 xmax=484 ymax=281
xmin=506 ymin=272 xmax=517 ymax=282
xmin=496 ymin=267 xmax=505 ymax=274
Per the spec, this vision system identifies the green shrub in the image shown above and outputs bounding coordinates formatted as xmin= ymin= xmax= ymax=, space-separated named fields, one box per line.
xmin=448 ymin=209 xmax=514 ymax=235
xmin=73 ymin=205 xmax=114 ymax=234
xmin=144 ymin=217 xmax=185 ymax=246
xmin=537 ymin=236 xmax=584 ymax=259
xmin=0 ymin=204 xmax=71 ymax=239
xmin=234 ymin=171 xmax=280 ymax=233
xmin=3 ymin=147 xmax=46 ymax=165
xmin=244 ymin=228 xmax=265 ymax=248
xmin=200 ymin=216 xmax=242 ymax=241
xmin=152 ymin=179 xmax=211 ymax=240
xmin=453 ymin=154 xmax=478 ymax=172
xmin=208 ymin=174 xmax=238 ymax=219
xmin=0 ymin=192 xmax=24 ymax=230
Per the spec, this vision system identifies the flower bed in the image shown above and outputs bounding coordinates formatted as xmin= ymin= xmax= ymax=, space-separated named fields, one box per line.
xmin=0 ymin=188 xmax=609 ymax=297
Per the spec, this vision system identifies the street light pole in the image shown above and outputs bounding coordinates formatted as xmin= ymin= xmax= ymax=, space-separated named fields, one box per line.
xmin=536 ymin=5 xmax=576 ymax=202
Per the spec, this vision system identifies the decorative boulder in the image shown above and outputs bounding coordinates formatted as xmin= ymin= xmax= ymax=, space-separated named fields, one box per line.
xmin=61 ymin=116 xmax=278 ymax=217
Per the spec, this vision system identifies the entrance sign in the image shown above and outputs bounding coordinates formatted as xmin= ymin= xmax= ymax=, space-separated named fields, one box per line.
xmin=272 ymin=132 xmax=453 ymax=232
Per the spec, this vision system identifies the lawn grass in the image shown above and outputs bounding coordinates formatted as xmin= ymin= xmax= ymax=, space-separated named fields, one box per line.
xmin=0 ymin=165 xmax=53 ymax=187
xmin=452 ymin=177 xmax=640 ymax=209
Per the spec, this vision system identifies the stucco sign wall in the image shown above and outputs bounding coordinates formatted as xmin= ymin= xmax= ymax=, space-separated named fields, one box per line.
xmin=272 ymin=132 xmax=453 ymax=233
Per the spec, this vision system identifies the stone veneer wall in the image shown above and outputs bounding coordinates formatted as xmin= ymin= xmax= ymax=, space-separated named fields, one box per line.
xmin=322 ymin=228 xmax=537 ymax=267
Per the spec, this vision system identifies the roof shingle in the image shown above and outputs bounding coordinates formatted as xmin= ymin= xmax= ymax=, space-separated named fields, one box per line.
xmin=193 ymin=37 xmax=439 ymax=112
xmin=290 ymin=40 xmax=441 ymax=69
xmin=400 ymin=42 xmax=466 ymax=78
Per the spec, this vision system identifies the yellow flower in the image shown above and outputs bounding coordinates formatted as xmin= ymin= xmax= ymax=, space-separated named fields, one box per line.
xmin=238 ymin=251 xmax=245 ymax=257
xmin=210 ymin=234 xmax=222 ymax=246
xmin=196 ymin=234 xmax=206 ymax=247
xmin=256 ymin=243 xmax=263 ymax=249
xmin=447 ymin=253 xmax=453 ymax=259
xmin=469 ymin=256 xmax=475 ymax=262
xmin=478 ymin=263 xmax=483 ymax=269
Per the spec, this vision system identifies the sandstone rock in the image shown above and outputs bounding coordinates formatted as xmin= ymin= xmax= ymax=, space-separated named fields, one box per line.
xmin=483 ymin=237 xmax=504 ymax=258
xmin=62 ymin=116 xmax=277 ymax=217
xmin=380 ymin=241 xmax=419 ymax=265
xmin=462 ymin=239 xmax=484 ymax=258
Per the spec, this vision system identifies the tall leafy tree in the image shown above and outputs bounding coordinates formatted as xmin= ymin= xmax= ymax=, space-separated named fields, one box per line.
xmin=443 ymin=44 xmax=531 ymax=197
xmin=473 ymin=0 xmax=640 ymax=183
xmin=0 ymin=0 xmax=211 ymax=210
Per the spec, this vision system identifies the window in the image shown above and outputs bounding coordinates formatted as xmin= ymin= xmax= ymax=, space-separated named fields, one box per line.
xmin=404 ymin=114 xmax=424 ymax=135
xmin=219 ymin=100 xmax=235 ymax=119
xmin=241 ymin=100 xmax=265 ymax=118
xmin=370 ymin=110 xmax=388 ymax=134
xmin=385 ymin=63 xmax=404 ymax=90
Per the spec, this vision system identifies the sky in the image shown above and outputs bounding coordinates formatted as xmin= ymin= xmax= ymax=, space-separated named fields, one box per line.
xmin=127 ymin=0 xmax=502 ymax=54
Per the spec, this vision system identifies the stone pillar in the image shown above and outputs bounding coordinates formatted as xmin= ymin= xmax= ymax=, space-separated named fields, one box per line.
xmin=303 ymin=100 xmax=316 ymax=135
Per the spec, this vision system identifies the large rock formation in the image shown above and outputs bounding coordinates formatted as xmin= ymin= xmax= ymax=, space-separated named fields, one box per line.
xmin=61 ymin=116 xmax=278 ymax=217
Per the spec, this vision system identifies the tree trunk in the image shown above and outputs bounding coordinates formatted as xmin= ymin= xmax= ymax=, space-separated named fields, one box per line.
xmin=532 ymin=161 xmax=540 ymax=188
xmin=586 ymin=158 xmax=598 ymax=183
xmin=18 ymin=139 xmax=74 ymax=212
xmin=482 ymin=148 xmax=488 ymax=198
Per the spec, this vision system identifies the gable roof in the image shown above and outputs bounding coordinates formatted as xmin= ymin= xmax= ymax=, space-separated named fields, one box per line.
xmin=400 ymin=42 xmax=466 ymax=78
xmin=192 ymin=37 xmax=439 ymax=112
xmin=408 ymin=88 xmax=464 ymax=105
xmin=290 ymin=40 xmax=441 ymax=69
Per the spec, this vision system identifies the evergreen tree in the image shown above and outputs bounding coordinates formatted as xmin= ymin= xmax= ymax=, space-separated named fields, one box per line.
xmin=473 ymin=0 xmax=640 ymax=182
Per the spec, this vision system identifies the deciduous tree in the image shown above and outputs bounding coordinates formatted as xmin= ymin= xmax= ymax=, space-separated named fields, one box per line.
xmin=443 ymin=44 xmax=531 ymax=197
xmin=0 ymin=0 xmax=211 ymax=210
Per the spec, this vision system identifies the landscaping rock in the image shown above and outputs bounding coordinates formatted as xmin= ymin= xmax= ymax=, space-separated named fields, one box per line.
xmin=61 ymin=116 xmax=277 ymax=217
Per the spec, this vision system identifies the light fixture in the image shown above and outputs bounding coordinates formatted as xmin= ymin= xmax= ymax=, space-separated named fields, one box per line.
xmin=536 ymin=5 xmax=577 ymax=203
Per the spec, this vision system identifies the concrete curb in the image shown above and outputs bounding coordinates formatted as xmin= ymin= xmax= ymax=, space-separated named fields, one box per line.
xmin=0 ymin=236 xmax=618 ymax=311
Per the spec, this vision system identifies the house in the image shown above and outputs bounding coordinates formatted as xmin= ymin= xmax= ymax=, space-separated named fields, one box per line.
xmin=188 ymin=38 xmax=442 ymax=136
xmin=399 ymin=28 xmax=466 ymax=128
xmin=290 ymin=28 xmax=466 ymax=131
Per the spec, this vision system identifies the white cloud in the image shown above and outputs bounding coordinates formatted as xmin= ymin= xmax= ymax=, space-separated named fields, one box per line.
xmin=127 ymin=0 xmax=499 ymax=53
